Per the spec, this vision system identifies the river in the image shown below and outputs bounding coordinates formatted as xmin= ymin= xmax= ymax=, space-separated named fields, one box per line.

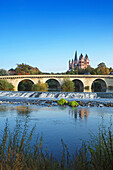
xmin=0 ymin=91 xmax=113 ymax=158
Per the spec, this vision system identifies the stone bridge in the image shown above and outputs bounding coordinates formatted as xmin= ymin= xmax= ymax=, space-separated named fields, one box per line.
xmin=0 ymin=74 xmax=113 ymax=92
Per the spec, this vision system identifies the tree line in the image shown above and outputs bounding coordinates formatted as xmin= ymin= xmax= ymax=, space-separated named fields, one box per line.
xmin=0 ymin=62 xmax=113 ymax=76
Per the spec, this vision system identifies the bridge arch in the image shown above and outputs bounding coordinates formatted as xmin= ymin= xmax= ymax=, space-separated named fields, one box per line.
xmin=72 ymin=79 xmax=84 ymax=92
xmin=46 ymin=78 xmax=61 ymax=91
xmin=91 ymin=79 xmax=107 ymax=92
xmin=17 ymin=78 xmax=35 ymax=91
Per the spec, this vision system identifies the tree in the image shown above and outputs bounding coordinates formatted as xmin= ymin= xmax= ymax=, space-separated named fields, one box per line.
xmin=98 ymin=62 xmax=106 ymax=68
xmin=0 ymin=69 xmax=9 ymax=76
xmin=15 ymin=63 xmax=42 ymax=75
xmin=78 ymin=68 xmax=85 ymax=75
xmin=91 ymin=67 xmax=110 ymax=75
xmin=31 ymin=81 xmax=48 ymax=92
xmin=84 ymin=66 xmax=94 ymax=74
xmin=97 ymin=67 xmax=110 ymax=75
xmin=109 ymin=67 xmax=113 ymax=72
xmin=0 ymin=80 xmax=14 ymax=91
xmin=61 ymin=79 xmax=75 ymax=92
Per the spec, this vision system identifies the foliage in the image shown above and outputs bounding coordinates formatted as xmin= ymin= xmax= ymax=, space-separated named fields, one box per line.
xmin=18 ymin=80 xmax=33 ymax=91
xmin=61 ymin=79 xmax=75 ymax=92
xmin=31 ymin=81 xmax=48 ymax=92
xmin=84 ymin=66 xmax=94 ymax=74
xmin=69 ymin=101 xmax=79 ymax=107
xmin=109 ymin=67 xmax=113 ymax=72
xmin=57 ymin=98 xmax=68 ymax=105
xmin=98 ymin=62 xmax=106 ymax=68
xmin=0 ymin=80 xmax=14 ymax=91
xmin=15 ymin=63 xmax=42 ymax=75
xmin=0 ymin=69 xmax=9 ymax=76
xmin=66 ymin=66 xmax=94 ymax=75
xmin=91 ymin=67 xmax=110 ymax=75
xmin=86 ymin=126 xmax=113 ymax=170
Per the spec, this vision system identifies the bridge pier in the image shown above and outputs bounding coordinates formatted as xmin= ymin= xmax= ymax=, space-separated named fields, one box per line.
xmin=84 ymin=86 xmax=92 ymax=92
xmin=14 ymin=86 xmax=18 ymax=91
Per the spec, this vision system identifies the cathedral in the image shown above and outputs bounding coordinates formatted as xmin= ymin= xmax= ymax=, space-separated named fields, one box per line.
xmin=69 ymin=51 xmax=89 ymax=70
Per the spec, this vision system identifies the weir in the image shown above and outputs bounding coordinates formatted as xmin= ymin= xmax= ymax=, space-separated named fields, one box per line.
xmin=0 ymin=91 xmax=113 ymax=99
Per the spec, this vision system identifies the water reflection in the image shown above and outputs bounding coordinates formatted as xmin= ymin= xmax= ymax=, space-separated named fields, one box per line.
xmin=68 ymin=108 xmax=89 ymax=119
xmin=0 ymin=106 xmax=8 ymax=112
xmin=10 ymin=106 xmax=32 ymax=115
xmin=0 ymin=104 xmax=113 ymax=159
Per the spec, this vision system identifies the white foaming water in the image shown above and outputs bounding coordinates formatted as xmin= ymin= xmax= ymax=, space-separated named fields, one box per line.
xmin=0 ymin=91 xmax=98 ymax=99
xmin=1 ymin=91 xmax=113 ymax=99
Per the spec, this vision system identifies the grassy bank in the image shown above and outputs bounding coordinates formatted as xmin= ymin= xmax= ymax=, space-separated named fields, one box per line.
xmin=0 ymin=120 xmax=113 ymax=169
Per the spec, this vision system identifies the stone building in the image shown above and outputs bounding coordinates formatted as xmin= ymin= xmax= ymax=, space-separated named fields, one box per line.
xmin=8 ymin=68 xmax=15 ymax=75
xmin=69 ymin=51 xmax=89 ymax=70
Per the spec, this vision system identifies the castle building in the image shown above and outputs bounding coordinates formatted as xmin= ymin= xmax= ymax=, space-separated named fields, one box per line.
xmin=69 ymin=51 xmax=89 ymax=70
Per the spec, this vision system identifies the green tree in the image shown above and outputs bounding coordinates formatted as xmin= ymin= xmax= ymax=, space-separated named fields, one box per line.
xmin=0 ymin=80 xmax=14 ymax=91
xmin=0 ymin=69 xmax=9 ymax=76
xmin=66 ymin=67 xmax=78 ymax=75
xmin=78 ymin=68 xmax=85 ymax=74
xmin=61 ymin=79 xmax=75 ymax=92
xmin=74 ymin=67 xmax=78 ymax=74
xmin=32 ymin=81 xmax=48 ymax=92
xmin=84 ymin=66 xmax=94 ymax=74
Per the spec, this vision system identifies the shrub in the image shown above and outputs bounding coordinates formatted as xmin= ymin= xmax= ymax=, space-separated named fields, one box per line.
xmin=32 ymin=80 xmax=48 ymax=92
xmin=0 ymin=69 xmax=9 ymax=76
xmin=58 ymin=98 xmax=68 ymax=105
xmin=0 ymin=80 xmax=14 ymax=91
xmin=69 ymin=101 xmax=79 ymax=107
xmin=61 ymin=79 xmax=75 ymax=92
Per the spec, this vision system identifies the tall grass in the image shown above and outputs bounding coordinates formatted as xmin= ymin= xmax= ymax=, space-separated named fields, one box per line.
xmin=0 ymin=120 xmax=113 ymax=169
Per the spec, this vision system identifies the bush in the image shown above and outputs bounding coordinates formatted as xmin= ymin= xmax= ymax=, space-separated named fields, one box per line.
xmin=58 ymin=98 xmax=68 ymax=105
xmin=32 ymin=80 xmax=48 ymax=92
xmin=0 ymin=69 xmax=9 ymax=76
xmin=69 ymin=101 xmax=79 ymax=107
xmin=0 ymin=80 xmax=14 ymax=91
xmin=61 ymin=79 xmax=75 ymax=92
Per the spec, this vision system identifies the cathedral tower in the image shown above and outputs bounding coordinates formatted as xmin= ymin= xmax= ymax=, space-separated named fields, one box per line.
xmin=68 ymin=51 xmax=90 ymax=70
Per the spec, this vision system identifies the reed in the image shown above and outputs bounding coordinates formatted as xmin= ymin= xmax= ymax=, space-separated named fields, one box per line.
xmin=0 ymin=120 xmax=113 ymax=169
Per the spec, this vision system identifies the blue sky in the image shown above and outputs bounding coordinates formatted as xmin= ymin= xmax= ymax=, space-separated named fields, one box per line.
xmin=0 ymin=0 xmax=113 ymax=72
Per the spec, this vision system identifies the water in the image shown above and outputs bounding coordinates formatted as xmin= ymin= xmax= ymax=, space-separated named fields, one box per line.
xmin=0 ymin=104 xmax=113 ymax=158
xmin=1 ymin=91 xmax=113 ymax=99
xmin=0 ymin=91 xmax=113 ymax=158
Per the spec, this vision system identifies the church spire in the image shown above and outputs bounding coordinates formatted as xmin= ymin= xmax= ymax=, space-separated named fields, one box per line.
xmin=74 ymin=51 xmax=77 ymax=61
